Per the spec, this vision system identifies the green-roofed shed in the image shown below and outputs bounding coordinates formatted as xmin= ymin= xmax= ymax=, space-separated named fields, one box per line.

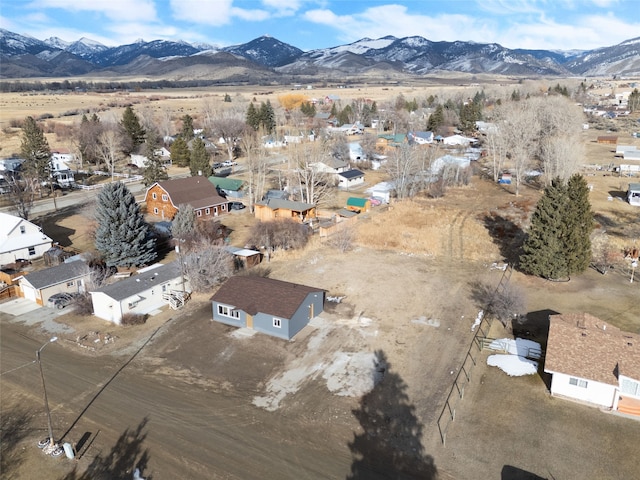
xmin=346 ymin=197 xmax=371 ymax=212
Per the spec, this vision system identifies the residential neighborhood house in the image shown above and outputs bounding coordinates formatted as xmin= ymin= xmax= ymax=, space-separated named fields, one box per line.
xmin=208 ymin=176 xmax=244 ymax=199
xmin=145 ymin=176 xmax=230 ymax=221
xmin=90 ymin=262 xmax=189 ymax=324
xmin=253 ymin=198 xmax=316 ymax=223
xmin=19 ymin=259 xmax=92 ymax=306
xmin=544 ymin=313 xmax=640 ymax=416
xmin=210 ymin=276 xmax=325 ymax=340
xmin=338 ymin=169 xmax=365 ymax=190
xmin=0 ymin=212 xmax=53 ymax=266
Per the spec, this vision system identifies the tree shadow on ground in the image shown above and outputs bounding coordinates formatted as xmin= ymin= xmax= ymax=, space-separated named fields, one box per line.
xmin=0 ymin=402 xmax=32 ymax=480
xmin=346 ymin=350 xmax=438 ymax=480
xmin=58 ymin=417 xmax=151 ymax=480
xmin=502 ymin=465 xmax=548 ymax=479
xmin=35 ymin=204 xmax=82 ymax=247
xmin=482 ymin=213 xmax=525 ymax=265
xmin=511 ymin=310 xmax=559 ymax=390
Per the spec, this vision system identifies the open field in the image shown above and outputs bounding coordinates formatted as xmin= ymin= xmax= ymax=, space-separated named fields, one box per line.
xmin=2 ymin=78 xmax=640 ymax=479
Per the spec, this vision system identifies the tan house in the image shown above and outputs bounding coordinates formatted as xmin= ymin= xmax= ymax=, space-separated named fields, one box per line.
xmin=144 ymin=176 xmax=229 ymax=221
xmin=253 ymin=198 xmax=316 ymax=223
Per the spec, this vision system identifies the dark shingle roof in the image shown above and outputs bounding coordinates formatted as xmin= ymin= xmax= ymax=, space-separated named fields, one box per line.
xmin=94 ymin=262 xmax=181 ymax=301
xmin=545 ymin=313 xmax=640 ymax=385
xmin=339 ymin=169 xmax=365 ymax=180
xmin=152 ymin=177 xmax=228 ymax=210
xmin=22 ymin=261 xmax=89 ymax=289
xmin=210 ymin=276 xmax=324 ymax=319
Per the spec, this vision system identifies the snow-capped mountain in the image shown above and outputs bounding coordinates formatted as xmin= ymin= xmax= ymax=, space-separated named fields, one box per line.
xmin=222 ymin=35 xmax=303 ymax=68
xmin=1 ymin=28 xmax=639 ymax=79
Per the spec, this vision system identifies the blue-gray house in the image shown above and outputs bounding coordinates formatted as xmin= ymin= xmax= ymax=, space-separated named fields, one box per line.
xmin=210 ymin=276 xmax=325 ymax=340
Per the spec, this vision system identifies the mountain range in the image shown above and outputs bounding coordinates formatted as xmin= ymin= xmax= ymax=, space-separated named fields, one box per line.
xmin=1 ymin=28 xmax=639 ymax=81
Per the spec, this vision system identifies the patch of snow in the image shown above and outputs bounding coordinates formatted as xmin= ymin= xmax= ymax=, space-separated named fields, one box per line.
xmin=471 ymin=310 xmax=484 ymax=332
xmin=253 ymin=363 xmax=324 ymax=411
xmin=488 ymin=354 xmax=538 ymax=376
xmin=326 ymin=295 xmax=344 ymax=303
xmin=412 ymin=316 xmax=440 ymax=327
xmin=322 ymin=351 xmax=384 ymax=397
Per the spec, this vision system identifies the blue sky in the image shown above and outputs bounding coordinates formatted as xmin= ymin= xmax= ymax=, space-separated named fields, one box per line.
xmin=1 ymin=0 xmax=639 ymax=52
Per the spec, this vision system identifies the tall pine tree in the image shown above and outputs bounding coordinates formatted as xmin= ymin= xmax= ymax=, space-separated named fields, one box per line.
xmin=20 ymin=116 xmax=51 ymax=188
xmin=519 ymin=176 xmax=593 ymax=279
xmin=120 ymin=106 xmax=146 ymax=153
xmin=142 ymin=140 xmax=168 ymax=187
xmin=246 ymin=103 xmax=260 ymax=131
xmin=189 ymin=137 xmax=212 ymax=177
xmin=95 ymin=182 xmax=156 ymax=268
xmin=565 ymin=174 xmax=594 ymax=274
xmin=170 ymin=137 xmax=190 ymax=167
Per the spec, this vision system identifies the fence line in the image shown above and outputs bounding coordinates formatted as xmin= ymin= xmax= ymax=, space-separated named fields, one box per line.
xmin=436 ymin=264 xmax=513 ymax=446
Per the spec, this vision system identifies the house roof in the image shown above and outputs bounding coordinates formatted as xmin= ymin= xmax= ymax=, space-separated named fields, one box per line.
xmin=148 ymin=177 xmax=228 ymax=210
xmin=93 ymin=262 xmax=181 ymax=301
xmin=208 ymin=176 xmax=244 ymax=191
xmin=210 ymin=276 xmax=323 ymax=319
xmin=339 ymin=169 xmax=365 ymax=180
xmin=21 ymin=260 xmax=89 ymax=289
xmin=255 ymin=198 xmax=315 ymax=212
xmin=346 ymin=197 xmax=369 ymax=207
xmin=225 ymin=246 xmax=261 ymax=258
xmin=545 ymin=313 xmax=640 ymax=385
xmin=318 ymin=157 xmax=348 ymax=169
xmin=629 ymin=183 xmax=640 ymax=191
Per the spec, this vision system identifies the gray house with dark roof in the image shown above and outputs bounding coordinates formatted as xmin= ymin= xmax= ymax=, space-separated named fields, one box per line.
xmin=90 ymin=262 xmax=189 ymax=324
xmin=210 ymin=276 xmax=325 ymax=340
xmin=19 ymin=260 xmax=92 ymax=306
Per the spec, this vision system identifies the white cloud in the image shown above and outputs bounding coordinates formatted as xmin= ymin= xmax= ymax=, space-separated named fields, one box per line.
xmin=475 ymin=0 xmax=546 ymax=15
xmin=29 ymin=0 xmax=157 ymax=22
xmin=169 ymin=0 xmax=270 ymax=26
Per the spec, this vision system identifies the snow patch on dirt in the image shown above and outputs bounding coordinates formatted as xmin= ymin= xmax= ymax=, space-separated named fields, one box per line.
xmin=322 ymin=351 xmax=384 ymax=396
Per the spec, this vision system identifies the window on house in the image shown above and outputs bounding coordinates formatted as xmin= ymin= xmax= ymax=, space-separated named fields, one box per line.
xmin=20 ymin=225 xmax=26 ymax=234
xmin=205 ymin=208 xmax=210 ymax=215
xmin=217 ymin=304 xmax=239 ymax=318
xmin=197 ymin=210 xmax=202 ymax=217
xmin=28 ymin=247 xmax=36 ymax=256
xmin=66 ymin=281 xmax=75 ymax=287
xmin=569 ymin=377 xmax=588 ymax=388
xmin=152 ymin=192 xmax=157 ymax=199
xmin=154 ymin=207 xmax=159 ymax=214
xmin=273 ymin=318 xmax=282 ymax=328
xmin=222 ymin=204 xmax=226 ymax=211
xmin=162 ymin=194 xmax=168 ymax=201
xmin=128 ymin=299 xmax=140 ymax=309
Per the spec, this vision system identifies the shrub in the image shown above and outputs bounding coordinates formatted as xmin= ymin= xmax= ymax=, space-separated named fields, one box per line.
xmin=121 ymin=313 xmax=147 ymax=326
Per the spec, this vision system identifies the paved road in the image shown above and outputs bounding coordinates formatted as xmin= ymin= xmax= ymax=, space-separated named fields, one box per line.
xmin=0 ymin=318 xmax=351 ymax=479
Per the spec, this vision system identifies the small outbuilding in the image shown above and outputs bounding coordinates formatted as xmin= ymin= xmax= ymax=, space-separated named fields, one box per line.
xmin=210 ymin=276 xmax=325 ymax=340
xmin=627 ymin=183 xmax=640 ymax=206
xmin=346 ymin=197 xmax=371 ymax=213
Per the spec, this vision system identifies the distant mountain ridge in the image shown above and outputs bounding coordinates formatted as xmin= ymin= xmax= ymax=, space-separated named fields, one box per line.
xmin=1 ymin=28 xmax=639 ymax=80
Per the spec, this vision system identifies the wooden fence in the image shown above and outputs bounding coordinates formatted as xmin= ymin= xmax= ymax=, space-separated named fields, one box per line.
xmin=436 ymin=264 xmax=513 ymax=446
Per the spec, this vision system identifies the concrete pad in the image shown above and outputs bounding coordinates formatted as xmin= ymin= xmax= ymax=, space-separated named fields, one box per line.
xmin=0 ymin=297 xmax=42 ymax=316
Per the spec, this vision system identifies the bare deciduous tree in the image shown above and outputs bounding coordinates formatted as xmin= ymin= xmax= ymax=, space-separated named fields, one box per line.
xmin=385 ymin=144 xmax=421 ymax=199
xmin=288 ymin=141 xmax=335 ymax=207
xmin=97 ymin=127 xmax=123 ymax=178
xmin=6 ymin=174 xmax=36 ymax=220
xmin=182 ymin=238 xmax=234 ymax=292
xmin=239 ymin=129 xmax=270 ymax=212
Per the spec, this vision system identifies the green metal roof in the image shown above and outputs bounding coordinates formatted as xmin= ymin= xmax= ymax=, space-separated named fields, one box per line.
xmin=346 ymin=197 xmax=368 ymax=207
xmin=208 ymin=176 xmax=244 ymax=191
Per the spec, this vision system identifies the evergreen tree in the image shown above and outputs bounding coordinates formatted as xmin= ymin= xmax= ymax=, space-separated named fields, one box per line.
xmin=330 ymin=102 xmax=338 ymax=117
xmin=246 ymin=102 xmax=260 ymax=131
xmin=426 ymin=104 xmax=444 ymax=132
xmin=565 ymin=174 xmax=593 ymax=274
xmin=170 ymin=137 xmax=190 ymax=167
xmin=224 ymin=93 xmax=232 ymax=102
xmin=629 ymin=88 xmax=640 ymax=113
xmin=142 ymin=141 xmax=168 ymax=187
xmin=120 ymin=106 xmax=146 ymax=152
xmin=519 ymin=179 xmax=572 ymax=279
xmin=20 ymin=116 xmax=51 ymax=188
xmin=94 ymin=182 xmax=156 ymax=268
xmin=189 ymin=137 xmax=212 ymax=177
xmin=180 ymin=114 xmax=195 ymax=140
xmin=337 ymin=105 xmax=353 ymax=126
xmin=370 ymin=101 xmax=378 ymax=115
xmin=259 ymin=101 xmax=276 ymax=134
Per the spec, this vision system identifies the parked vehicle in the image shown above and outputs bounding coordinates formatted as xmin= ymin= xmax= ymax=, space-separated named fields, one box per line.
xmin=230 ymin=201 xmax=246 ymax=210
xmin=47 ymin=292 xmax=79 ymax=309
xmin=222 ymin=160 xmax=237 ymax=167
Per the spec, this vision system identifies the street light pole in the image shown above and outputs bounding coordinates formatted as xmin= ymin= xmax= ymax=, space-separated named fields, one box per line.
xmin=36 ymin=337 xmax=58 ymax=448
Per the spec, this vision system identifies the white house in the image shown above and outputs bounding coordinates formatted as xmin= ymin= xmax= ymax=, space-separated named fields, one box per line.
xmin=0 ymin=212 xmax=53 ymax=266
xmin=90 ymin=262 xmax=190 ymax=324
xmin=312 ymin=157 xmax=349 ymax=175
xmin=443 ymin=134 xmax=477 ymax=146
xmin=129 ymin=154 xmax=149 ymax=168
xmin=50 ymin=151 xmax=76 ymax=171
xmin=430 ymin=155 xmax=470 ymax=175
xmin=544 ymin=313 xmax=640 ymax=416
xmin=408 ymin=131 xmax=434 ymax=145
xmin=615 ymin=145 xmax=637 ymax=157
